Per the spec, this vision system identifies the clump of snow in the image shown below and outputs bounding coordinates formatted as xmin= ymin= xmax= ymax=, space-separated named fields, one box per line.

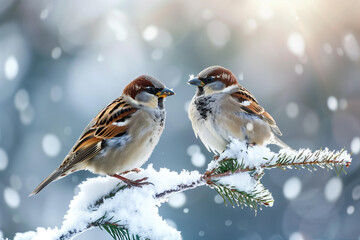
xmin=217 ymin=172 xmax=256 ymax=192
xmin=15 ymin=165 xmax=202 ymax=240
xmin=208 ymin=138 xmax=272 ymax=171
xmin=188 ymin=74 xmax=195 ymax=80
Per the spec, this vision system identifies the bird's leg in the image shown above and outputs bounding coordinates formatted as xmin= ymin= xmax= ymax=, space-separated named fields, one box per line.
xmin=246 ymin=142 xmax=256 ymax=149
xmin=111 ymin=174 xmax=153 ymax=187
xmin=120 ymin=168 xmax=141 ymax=175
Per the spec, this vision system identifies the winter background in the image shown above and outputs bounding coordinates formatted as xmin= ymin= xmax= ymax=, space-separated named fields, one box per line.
xmin=0 ymin=0 xmax=360 ymax=239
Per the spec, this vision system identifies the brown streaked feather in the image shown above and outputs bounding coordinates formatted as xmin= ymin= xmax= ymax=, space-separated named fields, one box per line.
xmin=61 ymin=96 xmax=138 ymax=170
xmin=95 ymin=125 xmax=128 ymax=139
xmin=231 ymin=86 xmax=281 ymax=135
xmin=262 ymin=111 xmax=276 ymax=126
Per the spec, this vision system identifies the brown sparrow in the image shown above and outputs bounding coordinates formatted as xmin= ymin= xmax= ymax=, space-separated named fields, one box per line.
xmin=30 ymin=75 xmax=174 ymax=196
xmin=188 ymin=66 xmax=290 ymax=154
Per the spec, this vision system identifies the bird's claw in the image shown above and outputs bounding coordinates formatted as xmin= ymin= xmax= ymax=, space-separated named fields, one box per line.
xmin=126 ymin=177 xmax=153 ymax=188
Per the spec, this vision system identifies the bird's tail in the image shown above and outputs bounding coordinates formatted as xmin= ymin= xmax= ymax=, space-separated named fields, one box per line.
xmin=272 ymin=136 xmax=292 ymax=150
xmin=29 ymin=169 xmax=62 ymax=196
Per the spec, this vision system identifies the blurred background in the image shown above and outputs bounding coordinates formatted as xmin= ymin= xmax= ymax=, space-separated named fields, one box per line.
xmin=0 ymin=0 xmax=360 ymax=239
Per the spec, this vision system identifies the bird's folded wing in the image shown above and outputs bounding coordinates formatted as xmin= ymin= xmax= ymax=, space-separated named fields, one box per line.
xmin=230 ymin=86 xmax=282 ymax=136
xmin=60 ymin=97 xmax=138 ymax=170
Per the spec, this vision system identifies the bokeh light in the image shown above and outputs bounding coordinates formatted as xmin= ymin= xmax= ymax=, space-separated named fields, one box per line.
xmin=0 ymin=0 xmax=359 ymax=239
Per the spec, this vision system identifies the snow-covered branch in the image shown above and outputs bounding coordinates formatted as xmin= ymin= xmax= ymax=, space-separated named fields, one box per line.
xmin=15 ymin=140 xmax=352 ymax=240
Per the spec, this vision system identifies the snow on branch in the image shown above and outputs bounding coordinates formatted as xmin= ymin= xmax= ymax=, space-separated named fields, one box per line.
xmin=15 ymin=140 xmax=352 ymax=240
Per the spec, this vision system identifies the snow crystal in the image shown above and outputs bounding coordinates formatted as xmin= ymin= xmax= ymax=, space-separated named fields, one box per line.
xmin=289 ymin=232 xmax=305 ymax=240
xmin=327 ymin=96 xmax=338 ymax=111
xmin=198 ymin=231 xmax=205 ymax=237
xmin=303 ymin=113 xmax=319 ymax=135
xmin=20 ymin=105 xmax=34 ymax=125
xmin=287 ymin=33 xmax=305 ymax=56
xmin=283 ymin=177 xmax=302 ymax=200
xmin=351 ymin=137 xmax=360 ymax=154
xmin=258 ymin=5 xmax=273 ymax=20
xmin=343 ymin=33 xmax=359 ymax=61
xmin=0 ymin=148 xmax=9 ymax=171
xmin=214 ymin=194 xmax=223 ymax=204
xmin=206 ymin=20 xmax=231 ymax=48
xmin=51 ymin=47 xmax=62 ymax=59
xmin=323 ymin=43 xmax=333 ymax=54
xmin=15 ymin=165 xmax=202 ymax=240
xmin=188 ymin=74 xmax=195 ymax=80
xmin=347 ymin=205 xmax=355 ymax=215
xmin=246 ymin=19 xmax=257 ymax=31
xmin=191 ymin=152 xmax=206 ymax=168
xmin=224 ymin=219 xmax=232 ymax=226
xmin=10 ymin=175 xmax=22 ymax=190
xmin=14 ymin=89 xmax=29 ymax=111
xmin=183 ymin=208 xmax=189 ymax=213
xmin=106 ymin=11 xmax=128 ymax=42
xmin=201 ymin=9 xmax=214 ymax=20
xmin=97 ymin=54 xmax=104 ymax=62
xmin=42 ymin=134 xmax=61 ymax=157
xmin=352 ymin=185 xmax=360 ymax=200
xmin=4 ymin=187 xmax=20 ymax=208
xmin=64 ymin=126 xmax=72 ymax=135
xmin=294 ymin=64 xmax=303 ymax=75
xmin=286 ymin=102 xmax=299 ymax=118
xmin=324 ymin=177 xmax=342 ymax=202
xmin=50 ymin=85 xmax=63 ymax=102
xmin=151 ymin=49 xmax=163 ymax=60
xmin=246 ymin=122 xmax=253 ymax=131
xmin=336 ymin=47 xmax=344 ymax=56
xmin=143 ymin=25 xmax=158 ymax=42
xmin=339 ymin=98 xmax=348 ymax=110
xmin=168 ymin=192 xmax=187 ymax=208
xmin=4 ymin=55 xmax=19 ymax=80
xmin=40 ymin=9 xmax=49 ymax=20
xmin=187 ymin=144 xmax=201 ymax=156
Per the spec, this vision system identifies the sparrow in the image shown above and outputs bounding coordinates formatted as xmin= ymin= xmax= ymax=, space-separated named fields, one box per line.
xmin=188 ymin=66 xmax=290 ymax=154
xmin=30 ymin=75 xmax=174 ymax=196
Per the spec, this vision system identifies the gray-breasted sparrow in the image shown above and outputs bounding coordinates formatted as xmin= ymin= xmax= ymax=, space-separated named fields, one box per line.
xmin=188 ymin=66 xmax=290 ymax=154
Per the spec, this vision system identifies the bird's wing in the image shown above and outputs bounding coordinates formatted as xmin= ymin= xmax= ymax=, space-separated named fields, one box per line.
xmin=60 ymin=96 xmax=138 ymax=171
xmin=230 ymin=85 xmax=282 ymax=136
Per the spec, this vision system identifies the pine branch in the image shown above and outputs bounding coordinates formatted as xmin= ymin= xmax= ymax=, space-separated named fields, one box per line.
xmin=15 ymin=142 xmax=352 ymax=240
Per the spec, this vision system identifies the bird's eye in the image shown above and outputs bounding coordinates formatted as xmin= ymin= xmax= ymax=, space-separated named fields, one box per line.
xmin=204 ymin=76 xmax=216 ymax=84
xmin=145 ymin=86 xmax=158 ymax=95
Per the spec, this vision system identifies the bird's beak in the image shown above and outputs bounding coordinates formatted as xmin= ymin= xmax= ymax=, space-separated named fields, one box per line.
xmin=156 ymin=88 xmax=175 ymax=98
xmin=188 ymin=78 xmax=205 ymax=87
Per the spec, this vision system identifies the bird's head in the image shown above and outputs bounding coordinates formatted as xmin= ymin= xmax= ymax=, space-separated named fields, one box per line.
xmin=188 ymin=66 xmax=238 ymax=95
xmin=123 ymin=75 xmax=175 ymax=109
